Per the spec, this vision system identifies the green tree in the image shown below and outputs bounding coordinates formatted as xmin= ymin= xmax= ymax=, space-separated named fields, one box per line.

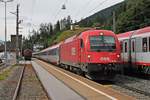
xmin=54 ymin=21 xmax=60 ymax=33
xmin=116 ymin=0 xmax=150 ymax=33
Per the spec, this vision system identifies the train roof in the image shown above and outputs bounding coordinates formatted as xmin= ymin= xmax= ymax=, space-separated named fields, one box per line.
xmin=117 ymin=26 xmax=150 ymax=38
xmin=63 ymin=29 xmax=115 ymax=44
xmin=33 ymin=43 xmax=61 ymax=54
xmin=136 ymin=26 xmax=150 ymax=35
xmin=117 ymin=31 xmax=134 ymax=38
xmin=42 ymin=43 xmax=61 ymax=52
xmin=81 ymin=29 xmax=114 ymax=36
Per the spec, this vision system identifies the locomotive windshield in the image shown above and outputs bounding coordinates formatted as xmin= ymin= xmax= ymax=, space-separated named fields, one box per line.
xmin=90 ymin=36 xmax=116 ymax=52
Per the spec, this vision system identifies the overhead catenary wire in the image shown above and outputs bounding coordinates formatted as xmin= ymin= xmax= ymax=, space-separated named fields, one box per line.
xmin=52 ymin=8 xmax=62 ymax=23
xmin=30 ymin=0 xmax=37 ymax=21
xmin=16 ymin=0 xmax=37 ymax=32
xmin=26 ymin=0 xmax=37 ymax=31
xmin=89 ymin=0 xmax=109 ymax=14
xmin=17 ymin=0 xmax=21 ymax=3
xmin=74 ymin=0 xmax=92 ymax=18
xmin=52 ymin=0 xmax=68 ymax=23
xmin=82 ymin=0 xmax=109 ymax=20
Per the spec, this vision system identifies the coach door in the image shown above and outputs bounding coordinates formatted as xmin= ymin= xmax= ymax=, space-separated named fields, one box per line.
xmin=131 ymin=38 xmax=136 ymax=63
xmin=122 ymin=39 xmax=129 ymax=63
xmin=80 ymin=39 xmax=85 ymax=63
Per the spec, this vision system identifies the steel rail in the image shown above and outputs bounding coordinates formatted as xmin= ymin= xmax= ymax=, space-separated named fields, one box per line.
xmin=12 ymin=64 xmax=25 ymax=100
xmin=0 ymin=63 xmax=4 ymax=66
xmin=116 ymin=83 xmax=150 ymax=97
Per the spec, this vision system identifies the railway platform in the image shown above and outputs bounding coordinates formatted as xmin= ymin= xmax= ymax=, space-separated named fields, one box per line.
xmin=32 ymin=59 xmax=135 ymax=100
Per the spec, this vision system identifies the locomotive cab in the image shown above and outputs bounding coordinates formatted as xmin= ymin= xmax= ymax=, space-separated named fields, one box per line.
xmin=79 ymin=30 xmax=121 ymax=80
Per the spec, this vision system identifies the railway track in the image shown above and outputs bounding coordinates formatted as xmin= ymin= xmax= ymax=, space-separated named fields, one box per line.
xmin=111 ymin=75 xmax=150 ymax=99
xmin=12 ymin=62 xmax=49 ymax=100
xmin=0 ymin=64 xmax=24 ymax=100
xmin=0 ymin=63 xmax=4 ymax=70
xmin=115 ymin=82 xmax=150 ymax=97
xmin=0 ymin=63 xmax=4 ymax=66
xmin=0 ymin=63 xmax=5 ymax=71
xmin=12 ymin=65 xmax=25 ymax=100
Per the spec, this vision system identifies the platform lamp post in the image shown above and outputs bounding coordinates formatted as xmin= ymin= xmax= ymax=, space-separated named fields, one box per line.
xmin=0 ymin=0 xmax=14 ymax=66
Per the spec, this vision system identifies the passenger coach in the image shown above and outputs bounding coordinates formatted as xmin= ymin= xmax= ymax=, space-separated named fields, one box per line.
xmin=33 ymin=43 xmax=60 ymax=65
xmin=117 ymin=26 xmax=150 ymax=74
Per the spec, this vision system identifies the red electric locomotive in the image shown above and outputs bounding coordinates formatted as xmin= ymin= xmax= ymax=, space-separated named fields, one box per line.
xmin=60 ymin=30 xmax=121 ymax=80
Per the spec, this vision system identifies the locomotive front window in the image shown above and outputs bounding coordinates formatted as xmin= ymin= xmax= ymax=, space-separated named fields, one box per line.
xmin=90 ymin=36 xmax=116 ymax=52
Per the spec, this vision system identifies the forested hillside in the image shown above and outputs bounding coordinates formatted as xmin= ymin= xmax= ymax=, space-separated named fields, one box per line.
xmin=78 ymin=2 xmax=125 ymax=31
xmin=116 ymin=0 xmax=150 ymax=33
xmin=78 ymin=0 xmax=150 ymax=33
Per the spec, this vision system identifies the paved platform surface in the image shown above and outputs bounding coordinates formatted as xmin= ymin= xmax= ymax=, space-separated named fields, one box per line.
xmin=32 ymin=59 xmax=135 ymax=100
xmin=19 ymin=61 xmax=31 ymax=65
xmin=32 ymin=61 xmax=84 ymax=100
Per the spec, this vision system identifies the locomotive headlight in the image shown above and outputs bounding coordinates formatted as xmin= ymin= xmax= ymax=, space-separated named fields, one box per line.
xmin=100 ymin=32 xmax=103 ymax=35
xmin=117 ymin=54 xmax=120 ymax=58
xmin=87 ymin=55 xmax=91 ymax=58
xmin=87 ymin=55 xmax=91 ymax=61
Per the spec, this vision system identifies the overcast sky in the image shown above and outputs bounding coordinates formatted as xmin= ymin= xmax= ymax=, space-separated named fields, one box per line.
xmin=0 ymin=0 xmax=124 ymax=41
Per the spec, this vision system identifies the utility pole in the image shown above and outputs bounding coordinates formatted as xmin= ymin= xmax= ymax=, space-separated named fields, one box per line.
xmin=0 ymin=0 xmax=14 ymax=66
xmin=16 ymin=4 xmax=19 ymax=64
xmin=4 ymin=2 xmax=7 ymax=65
xmin=113 ymin=11 xmax=116 ymax=33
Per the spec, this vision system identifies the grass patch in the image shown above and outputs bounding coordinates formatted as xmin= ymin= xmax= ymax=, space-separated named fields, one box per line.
xmin=0 ymin=70 xmax=11 ymax=80
xmin=53 ymin=28 xmax=90 ymax=44
xmin=0 ymin=65 xmax=17 ymax=80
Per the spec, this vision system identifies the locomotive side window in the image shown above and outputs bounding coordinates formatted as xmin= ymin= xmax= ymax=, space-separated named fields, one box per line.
xmin=142 ymin=38 xmax=147 ymax=52
xmin=125 ymin=42 xmax=127 ymax=53
xmin=80 ymin=39 xmax=84 ymax=48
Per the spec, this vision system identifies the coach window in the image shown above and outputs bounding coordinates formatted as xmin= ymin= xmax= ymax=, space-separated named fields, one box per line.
xmin=51 ymin=50 xmax=53 ymax=55
xmin=125 ymin=42 xmax=127 ymax=53
xmin=80 ymin=39 xmax=84 ymax=48
xmin=54 ymin=49 xmax=56 ymax=55
xmin=143 ymin=38 xmax=147 ymax=52
xmin=52 ymin=49 xmax=56 ymax=55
